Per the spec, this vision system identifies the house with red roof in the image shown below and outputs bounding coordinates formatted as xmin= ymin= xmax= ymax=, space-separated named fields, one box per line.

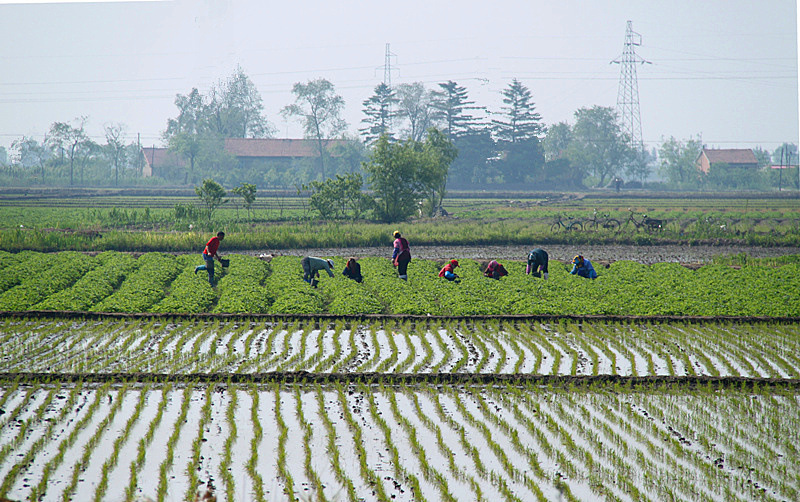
xmin=696 ymin=148 xmax=759 ymax=173
xmin=141 ymin=138 xmax=352 ymax=178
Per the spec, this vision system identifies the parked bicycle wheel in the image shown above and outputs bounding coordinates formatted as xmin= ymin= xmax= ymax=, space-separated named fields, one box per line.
xmin=568 ymin=221 xmax=583 ymax=231
xmin=550 ymin=222 xmax=563 ymax=232
xmin=603 ymin=219 xmax=621 ymax=231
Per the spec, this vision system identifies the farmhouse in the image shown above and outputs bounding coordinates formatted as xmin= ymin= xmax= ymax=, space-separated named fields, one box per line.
xmin=696 ymin=147 xmax=758 ymax=173
xmin=141 ymin=138 xmax=352 ymax=178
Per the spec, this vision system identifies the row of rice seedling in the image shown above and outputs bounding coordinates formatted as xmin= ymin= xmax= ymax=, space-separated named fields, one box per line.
xmin=2 ymin=379 xmax=795 ymax=501
xmin=2 ymin=317 xmax=797 ymax=379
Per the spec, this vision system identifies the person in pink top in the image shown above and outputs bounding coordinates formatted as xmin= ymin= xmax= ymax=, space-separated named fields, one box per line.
xmin=391 ymin=230 xmax=411 ymax=281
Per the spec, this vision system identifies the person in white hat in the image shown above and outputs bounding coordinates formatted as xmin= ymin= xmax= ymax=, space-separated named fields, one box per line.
xmin=301 ymin=256 xmax=335 ymax=287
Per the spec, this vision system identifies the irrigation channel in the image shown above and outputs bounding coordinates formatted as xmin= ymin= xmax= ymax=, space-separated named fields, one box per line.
xmin=1 ymin=314 xmax=798 ymax=502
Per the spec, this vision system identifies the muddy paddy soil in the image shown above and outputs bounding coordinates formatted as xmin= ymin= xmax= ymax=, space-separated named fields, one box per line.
xmin=249 ymin=244 xmax=800 ymax=266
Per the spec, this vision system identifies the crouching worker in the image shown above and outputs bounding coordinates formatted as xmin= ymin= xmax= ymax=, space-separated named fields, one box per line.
xmin=526 ymin=248 xmax=549 ymax=279
xmin=439 ymin=259 xmax=460 ymax=282
xmin=342 ymin=257 xmax=363 ymax=283
xmin=570 ymin=255 xmax=597 ymax=279
xmin=301 ymin=257 xmax=334 ymax=288
xmin=195 ymin=231 xmax=225 ymax=286
xmin=484 ymin=260 xmax=509 ymax=280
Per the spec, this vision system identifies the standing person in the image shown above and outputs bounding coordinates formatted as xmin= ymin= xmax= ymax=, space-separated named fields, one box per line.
xmin=391 ymin=231 xmax=411 ymax=281
xmin=438 ymin=259 xmax=460 ymax=282
xmin=301 ymin=257 xmax=334 ymax=287
xmin=570 ymin=255 xmax=598 ymax=279
xmin=342 ymin=257 xmax=363 ymax=283
xmin=526 ymin=248 xmax=549 ymax=279
xmin=484 ymin=260 xmax=509 ymax=280
xmin=195 ymin=231 xmax=225 ymax=285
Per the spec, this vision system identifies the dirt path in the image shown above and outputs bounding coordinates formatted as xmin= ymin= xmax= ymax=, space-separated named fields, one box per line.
xmin=252 ymin=244 xmax=800 ymax=265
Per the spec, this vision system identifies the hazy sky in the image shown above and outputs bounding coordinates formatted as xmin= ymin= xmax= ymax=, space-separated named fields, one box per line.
xmin=1 ymin=0 xmax=797 ymax=155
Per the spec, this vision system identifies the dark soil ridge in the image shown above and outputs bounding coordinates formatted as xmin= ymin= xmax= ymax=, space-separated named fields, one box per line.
xmin=2 ymin=310 xmax=800 ymax=325
xmin=2 ymin=372 xmax=798 ymax=390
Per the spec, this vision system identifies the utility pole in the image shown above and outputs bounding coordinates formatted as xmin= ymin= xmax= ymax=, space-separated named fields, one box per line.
xmin=612 ymin=21 xmax=650 ymax=152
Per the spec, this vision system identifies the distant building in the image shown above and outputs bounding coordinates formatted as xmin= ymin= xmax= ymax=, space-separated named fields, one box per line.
xmin=140 ymin=138 xmax=351 ymax=179
xmin=696 ymin=148 xmax=758 ymax=173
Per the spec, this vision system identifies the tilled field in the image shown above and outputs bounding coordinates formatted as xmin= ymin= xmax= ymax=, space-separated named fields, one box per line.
xmin=0 ymin=316 xmax=798 ymax=502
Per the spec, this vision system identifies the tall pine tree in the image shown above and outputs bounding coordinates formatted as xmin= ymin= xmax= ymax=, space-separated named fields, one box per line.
xmin=492 ymin=79 xmax=543 ymax=144
xmin=431 ymin=80 xmax=484 ymax=138
xmin=359 ymin=83 xmax=397 ymax=145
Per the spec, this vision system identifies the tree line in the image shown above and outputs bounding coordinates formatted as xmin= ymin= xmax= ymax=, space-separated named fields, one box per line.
xmin=1 ymin=66 xmax=797 ymax=191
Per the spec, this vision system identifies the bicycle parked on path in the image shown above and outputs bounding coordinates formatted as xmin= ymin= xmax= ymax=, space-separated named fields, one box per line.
xmin=625 ymin=208 xmax=663 ymax=231
xmin=550 ymin=215 xmax=583 ymax=232
xmin=585 ymin=209 xmax=621 ymax=232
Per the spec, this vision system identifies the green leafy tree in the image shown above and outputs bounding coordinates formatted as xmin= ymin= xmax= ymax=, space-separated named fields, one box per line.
xmin=164 ymin=88 xmax=206 ymax=184
xmin=395 ymin=82 xmax=438 ymax=142
xmin=231 ymin=182 xmax=257 ymax=219
xmin=567 ymin=106 xmax=634 ymax=187
xmin=281 ymin=78 xmax=347 ymax=180
xmin=359 ymin=82 xmax=397 ymax=145
xmin=11 ymin=136 xmax=51 ymax=181
xmin=363 ymin=129 xmax=455 ymax=222
xmin=104 ymin=123 xmax=127 ymax=186
xmin=544 ymin=122 xmax=572 ymax=162
xmin=206 ymin=65 xmax=274 ymax=139
xmin=304 ymin=173 xmax=372 ymax=219
xmin=195 ymin=178 xmax=229 ymax=219
xmin=450 ymin=130 xmax=496 ymax=185
xmin=657 ymin=135 xmax=702 ymax=186
xmin=47 ymin=117 xmax=88 ymax=186
xmin=419 ymin=128 xmax=458 ymax=216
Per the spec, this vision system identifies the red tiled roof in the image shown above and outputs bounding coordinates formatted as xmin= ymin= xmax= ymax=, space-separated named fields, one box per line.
xmin=224 ymin=138 xmax=350 ymax=158
xmin=142 ymin=147 xmax=184 ymax=168
xmin=701 ymin=148 xmax=757 ymax=165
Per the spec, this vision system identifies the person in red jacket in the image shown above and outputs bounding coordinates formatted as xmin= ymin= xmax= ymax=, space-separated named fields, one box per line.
xmin=438 ymin=259 xmax=460 ymax=282
xmin=484 ymin=260 xmax=509 ymax=280
xmin=391 ymin=230 xmax=411 ymax=281
xmin=194 ymin=231 xmax=225 ymax=285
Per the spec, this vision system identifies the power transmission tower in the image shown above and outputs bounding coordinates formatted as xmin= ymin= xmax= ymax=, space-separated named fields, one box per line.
xmin=612 ymin=20 xmax=650 ymax=151
xmin=383 ymin=43 xmax=395 ymax=87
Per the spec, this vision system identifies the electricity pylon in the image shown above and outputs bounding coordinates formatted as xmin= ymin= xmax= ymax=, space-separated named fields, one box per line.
xmin=612 ymin=20 xmax=650 ymax=151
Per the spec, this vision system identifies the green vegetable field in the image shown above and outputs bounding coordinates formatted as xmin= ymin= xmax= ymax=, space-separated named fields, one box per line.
xmin=1 ymin=251 xmax=799 ymax=316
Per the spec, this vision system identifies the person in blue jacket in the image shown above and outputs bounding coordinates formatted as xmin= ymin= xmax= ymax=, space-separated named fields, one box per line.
xmin=570 ymin=255 xmax=597 ymax=279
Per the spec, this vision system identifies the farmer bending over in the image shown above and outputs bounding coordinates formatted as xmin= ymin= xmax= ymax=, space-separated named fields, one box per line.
xmin=570 ymin=255 xmax=597 ymax=279
xmin=439 ymin=259 xmax=460 ymax=282
xmin=342 ymin=257 xmax=363 ymax=283
xmin=302 ymin=257 xmax=334 ymax=287
xmin=484 ymin=260 xmax=509 ymax=280
xmin=195 ymin=231 xmax=225 ymax=285
xmin=526 ymin=248 xmax=549 ymax=279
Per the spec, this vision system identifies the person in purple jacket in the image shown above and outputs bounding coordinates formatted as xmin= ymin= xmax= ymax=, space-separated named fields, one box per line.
xmin=570 ymin=255 xmax=598 ymax=279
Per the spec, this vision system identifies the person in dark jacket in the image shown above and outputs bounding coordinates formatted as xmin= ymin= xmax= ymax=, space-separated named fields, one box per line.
xmin=391 ymin=231 xmax=411 ymax=281
xmin=194 ymin=231 xmax=225 ymax=285
xmin=526 ymin=248 xmax=549 ymax=279
xmin=484 ymin=260 xmax=509 ymax=280
xmin=438 ymin=259 xmax=460 ymax=281
xmin=342 ymin=257 xmax=363 ymax=283
xmin=570 ymin=255 xmax=598 ymax=279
